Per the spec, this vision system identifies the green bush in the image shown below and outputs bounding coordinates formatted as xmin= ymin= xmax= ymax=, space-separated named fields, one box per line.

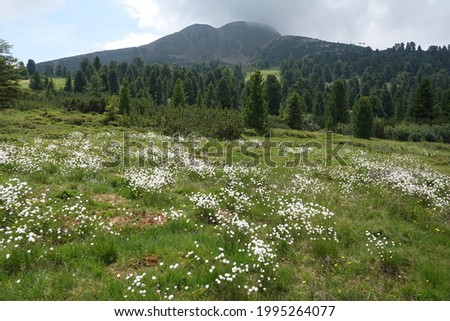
xmin=384 ymin=123 xmax=450 ymax=143
xmin=158 ymin=107 xmax=244 ymax=139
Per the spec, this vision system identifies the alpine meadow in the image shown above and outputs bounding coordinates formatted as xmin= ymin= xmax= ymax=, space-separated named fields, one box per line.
xmin=1 ymin=20 xmax=450 ymax=302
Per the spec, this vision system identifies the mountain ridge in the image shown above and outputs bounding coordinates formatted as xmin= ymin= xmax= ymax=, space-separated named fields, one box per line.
xmin=37 ymin=21 xmax=361 ymax=71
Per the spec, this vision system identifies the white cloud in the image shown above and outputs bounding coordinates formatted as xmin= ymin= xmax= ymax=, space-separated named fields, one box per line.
xmin=123 ymin=0 xmax=169 ymax=30
xmin=101 ymin=32 xmax=160 ymax=50
xmin=0 ymin=0 xmax=65 ymax=20
xmin=119 ymin=0 xmax=450 ymax=50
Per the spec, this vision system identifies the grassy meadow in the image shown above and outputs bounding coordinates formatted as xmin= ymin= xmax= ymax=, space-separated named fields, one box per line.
xmin=245 ymin=68 xmax=281 ymax=82
xmin=0 ymin=107 xmax=449 ymax=301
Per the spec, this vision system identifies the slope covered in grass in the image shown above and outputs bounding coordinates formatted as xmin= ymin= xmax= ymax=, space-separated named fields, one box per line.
xmin=1 ymin=109 xmax=449 ymax=300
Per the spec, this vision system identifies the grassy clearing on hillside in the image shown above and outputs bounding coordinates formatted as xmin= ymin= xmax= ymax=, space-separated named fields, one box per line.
xmin=1 ymin=108 xmax=449 ymax=301
xmin=245 ymin=68 xmax=281 ymax=82
xmin=20 ymin=78 xmax=66 ymax=90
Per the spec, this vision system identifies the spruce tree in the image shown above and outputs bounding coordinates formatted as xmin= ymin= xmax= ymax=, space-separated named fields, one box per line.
xmin=381 ymin=85 xmax=394 ymax=118
xmin=73 ymin=70 xmax=86 ymax=93
xmin=119 ymin=81 xmax=131 ymax=115
xmin=26 ymin=59 xmax=36 ymax=76
xmin=443 ymin=88 xmax=450 ymax=122
xmin=265 ymin=74 xmax=282 ymax=115
xmin=245 ymin=70 xmax=268 ymax=134
xmin=409 ymin=77 xmax=435 ymax=123
xmin=352 ymin=96 xmax=374 ymax=139
xmin=171 ymin=78 xmax=186 ymax=108
xmin=0 ymin=40 xmax=20 ymax=108
xmin=29 ymin=71 xmax=43 ymax=91
xmin=64 ymin=73 xmax=72 ymax=92
xmin=332 ymin=79 xmax=348 ymax=124
xmin=287 ymin=91 xmax=304 ymax=130
xmin=313 ymin=91 xmax=325 ymax=126
xmin=108 ymin=69 xmax=119 ymax=95
xmin=93 ymin=56 xmax=101 ymax=72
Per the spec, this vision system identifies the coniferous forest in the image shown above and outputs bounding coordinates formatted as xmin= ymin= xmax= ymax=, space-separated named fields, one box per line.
xmin=2 ymin=39 xmax=450 ymax=142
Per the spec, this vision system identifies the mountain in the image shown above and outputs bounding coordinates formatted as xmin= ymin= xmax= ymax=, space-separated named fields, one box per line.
xmin=37 ymin=21 xmax=361 ymax=71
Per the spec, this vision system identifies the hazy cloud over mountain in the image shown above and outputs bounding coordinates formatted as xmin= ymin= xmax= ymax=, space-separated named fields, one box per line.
xmin=122 ymin=0 xmax=450 ymax=49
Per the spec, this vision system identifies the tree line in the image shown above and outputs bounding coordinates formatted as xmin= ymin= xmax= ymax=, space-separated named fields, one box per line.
xmin=2 ymin=38 xmax=450 ymax=142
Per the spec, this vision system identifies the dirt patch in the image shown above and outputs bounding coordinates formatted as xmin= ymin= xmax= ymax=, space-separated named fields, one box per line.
xmin=142 ymin=254 xmax=161 ymax=267
xmin=91 ymin=193 xmax=127 ymax=205
xmin=109 ymin=254 xmax=161 ymax=276
xmin=109 ymin=210 xmax=166 ymax=228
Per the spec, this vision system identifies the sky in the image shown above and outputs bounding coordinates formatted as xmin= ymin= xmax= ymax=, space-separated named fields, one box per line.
xmin=1 ymin=0 xmax=449 ymax=63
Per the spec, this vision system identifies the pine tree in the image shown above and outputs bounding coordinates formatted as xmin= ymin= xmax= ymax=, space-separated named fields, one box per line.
xmin=381 ymin=85 xmax=394 ymax=118
xmin=287 ymin=91 xmax=304 ymax=130
xmin=409 ymin=78 xmax=435 ymax=123
xmin=104 ymin=95 xmax=119 ymax=124
xmin=46 ymin=78 xmax=56 ymax=97
xmin=313 ymin=91 xmax=325 ymax=126
xmin=64 ymin=73 xmax=72 ymax=92
xmin=29 ymin=71 xmax=43 ymax=91
xmin=265 ymin=74 xmax=282 ymax=115
xmin=442 ymin=88 xmax=450 ymax=122
xmin=171 ymin=78 xmax=186 ymax=108
xmin=108 ymin=69 xmax=119 ymax=95
xmin=245 ymin=70 xmax=269 ymax=134
xmin=216 ymin=77 xmax=232 ymax=109
xmin=119 ymin=81 xmax=131 ymax=115
xmin=394 ymin=90 xmax=406 ymax=121
xmin=93 ymin=56 xmax=101 ymax=72
xmin=332 ymin=79 xmax=348 ymax=124
xmin=73 ymin=70 xmax=86 ymax=93
xmin=26 ymin=59 xmax=36 ymax=76
xmin=352 ymin=96 xmax=374 ymax=139
xmin=88 ymin=73 xmax=101 ymax=96
xmin=0 ymin=40 xmax=20 ymax=108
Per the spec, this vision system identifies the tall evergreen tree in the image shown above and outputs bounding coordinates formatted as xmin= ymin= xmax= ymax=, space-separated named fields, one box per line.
xmin=287 ymin=91 xmax=304 ymax=130
xmin=352 ymin=96 xmax=374 ymax=139
xmin=46 ymin=78 xmax=56 ymax=97
xmin=442 ymin=88 xmax=450 ymax=122
xmin=409 ymin=77 xmax=435 ymax=123
xmin=26 ymin=59 xmax=36 ymax=76
xmin=108 ymin=69 xmax=119 ymax=95
xmin=245 ymin=70 xmax=269 ymax=134
xmin=394 ymin=90 xmax=406 ymax=121
xmin=64 ymin=73 xmax=73 ymax=92
xmin=313 ymin=91 xmax=325 ymax=126
xmin=93 ymin=56 xmax=102 ymax=72
xmin=89 ymin=73 xmax=101 ymax=96
xmin=29 ymin=71 xmax=43 ymax=91
xmin=119 ymin=81 xmax=131 ymax=115
xmin=381 ymin=85 xmax=394 ymax=118
xmin=265 ymin=74 xmax=282 ymax=115
xmin=73 ymin=70 xmax=86 ymax=93
xmin=171 ymin=78 xmax=186 ymax=108
xmin=332 ymin=79 xmax=348 ymax=124
xmin=0 ymin=40 xmax=20 ymax=108
xmin=216 ymin=77 xmax=232 ymax=109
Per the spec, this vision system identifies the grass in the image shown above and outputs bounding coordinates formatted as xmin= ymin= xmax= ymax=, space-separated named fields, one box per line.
xmin=0 ymin=107 xmax=449 ymax=301
xmin=20 ymin=78 xmax=66 ymax=90
xmin=245 ymin=68 xmax=281 ymax=82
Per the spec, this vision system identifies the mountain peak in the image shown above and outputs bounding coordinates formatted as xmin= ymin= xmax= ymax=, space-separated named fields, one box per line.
xmin=139 ymin=21 xmax=282 ymax=65
xmin=36 ymin=21 xmax=358 ymax=71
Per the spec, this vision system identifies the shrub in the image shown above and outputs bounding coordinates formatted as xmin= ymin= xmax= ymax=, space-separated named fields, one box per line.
xmin=384 ymin=123 xmax=450 ymax=143
xmin=352 ymin=96 xmax=373 ymax=139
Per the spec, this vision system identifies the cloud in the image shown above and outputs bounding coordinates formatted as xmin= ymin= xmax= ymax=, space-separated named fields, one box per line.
xmin=101 ymin=32 xmax=160 ymax=50
xmin=0 ymin=0 xmax=65 ymax=20
xmin=120 ymin=0 xmax=450 ymax=49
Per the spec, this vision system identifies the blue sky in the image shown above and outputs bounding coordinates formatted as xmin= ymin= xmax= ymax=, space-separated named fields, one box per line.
xmin=1 ymin=0 xmax=449 ymax=63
